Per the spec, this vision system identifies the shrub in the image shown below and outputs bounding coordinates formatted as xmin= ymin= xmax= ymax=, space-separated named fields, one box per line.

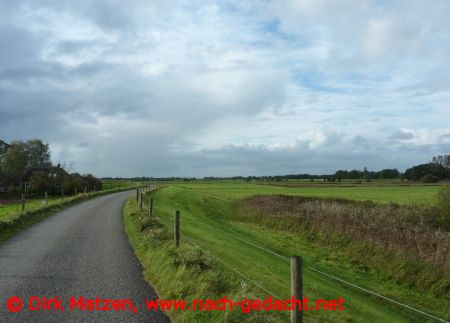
xmin=421 ymin=174 xmax=440 ymax=183
xmin=436 ymin=184 xmax=450 ymax=230
xmin=169 ymin=243 xmax=214 ymax=273
xmin=29 ymin=171 xmax=51 ymax=192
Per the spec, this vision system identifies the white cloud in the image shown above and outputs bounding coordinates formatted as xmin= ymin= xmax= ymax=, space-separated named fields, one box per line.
xmin=0 ymin=0 xmax=449 ymax=176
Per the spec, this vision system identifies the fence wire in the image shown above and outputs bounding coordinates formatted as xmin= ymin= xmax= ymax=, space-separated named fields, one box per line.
xmin=180 ymin=212 xmax=448 ymax=323
xmin=147 ymin=197 xmax=448 ymax=323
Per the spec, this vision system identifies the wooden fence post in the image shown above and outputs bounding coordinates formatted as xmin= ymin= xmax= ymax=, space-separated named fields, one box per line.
xmin=44 ymin=191 xmax=48 ymax=207
xmin=136 ymin=188 xmax=139 ymax=203
xmin=21 ymin=194 xmax=25 ymax=212
xmin=140 ymin=193 xmax=144 ymax=210
xmin=175 ymin=210 xmax=180 ymax=247
xmin=149 ymin=197 xmax=153 ymax=217
xmin=291 ymin=256 xmax=303 ymax=323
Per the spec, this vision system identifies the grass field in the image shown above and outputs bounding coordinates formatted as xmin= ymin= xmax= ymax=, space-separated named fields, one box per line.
xmin=136 ymin=182 xmax=449 ymax=322
xmin=0 ymin=196 xmax=61 ymax=220
xmin=101 ymin=179 xmax=136 ymax=190
xmin=175 ymin=182 xmax=441 ymax=204
xmin=0 ymin=180 xmax=138 ymax=220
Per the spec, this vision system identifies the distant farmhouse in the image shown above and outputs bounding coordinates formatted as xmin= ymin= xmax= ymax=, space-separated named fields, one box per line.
xmin=1 ymin=139 xmax=101 ymax=194
xmin=20 ymin=165 xmax=69 ymax=191
xmin=0 ymin=139 xmax=67 ymax=192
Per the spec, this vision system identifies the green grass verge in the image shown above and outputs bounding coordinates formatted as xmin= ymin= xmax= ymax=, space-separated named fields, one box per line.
xmin=144 ymin=184 xmax=449 ymax=322
xmin=123 ymin=194 xmax=285 ymax=322
xmin=0 ymin=196 xmax=61 ymax=219
xmin=0 ymin=188 xmax=133 ymax=243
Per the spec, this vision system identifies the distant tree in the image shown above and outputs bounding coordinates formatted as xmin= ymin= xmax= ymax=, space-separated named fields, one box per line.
xmin=421 ymin=174 xmax=440 ymax=183
xmin=0 ymin=142 xmax=28 ymax=190
xmin=404 ymin=163 xmax=447 ymax=181
xmin=29 ymin=171 xmax=51 ymax=192
xmin=81 ymin=174 xmax=102 ymax=191
xmin=24 ymin=139 xmax=51 ymax=168
xmin=347 ymin=169 xmax=362 ymax=179
xmin=335 ymin=170 xmax=348 ymax=179
xmin=432 ymin=155 xmax=450 ymax=169
xmin=380 ymin=168 xmax=400 ymax=179
xmin=432 ymin=155 xmax=450 ymax=179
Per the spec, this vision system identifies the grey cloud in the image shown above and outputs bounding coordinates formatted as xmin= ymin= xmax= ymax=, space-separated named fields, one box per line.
xmin=389 ymin=130 xmax=414 ymax=140
xmin=1 ymin=0 xmax=449 ymax=177
xmin=0 ymin=25 xmax=43 ymax=68
xmin=57 ymin=40 xmax=100 ymax=55
xmin=88 ymin=0 xmax=135 ymax=32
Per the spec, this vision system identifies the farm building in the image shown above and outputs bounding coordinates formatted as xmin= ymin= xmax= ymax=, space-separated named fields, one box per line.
xmin=19 ymin=165 xmax=69 ymax=191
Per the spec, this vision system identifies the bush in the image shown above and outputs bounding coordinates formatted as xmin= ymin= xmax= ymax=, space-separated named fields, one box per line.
xmin=169 ymin=243 xmax=214 ymax=273
xmin=421 ymin=174 xmax=440 ymax=183
xmin=436 ymin=184 xmax=450 ymax=230
xmin=29 ymin=171 xmax=51 ymax=192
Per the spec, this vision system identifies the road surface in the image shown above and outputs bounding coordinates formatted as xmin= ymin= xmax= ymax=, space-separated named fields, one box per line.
xmin=0 ymin=191 xmax=169 ymax=322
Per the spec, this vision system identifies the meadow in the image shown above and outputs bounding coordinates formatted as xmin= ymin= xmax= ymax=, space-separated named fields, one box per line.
xmin=0 ymin=179 xmax=136 ymax=220
xmin=127 ymin=181 xmax=449 ymax=322
xmin=0 ymin=196 xmax=61 ymax=220
xmin=174 ymin=181 xmax=441 ymax=204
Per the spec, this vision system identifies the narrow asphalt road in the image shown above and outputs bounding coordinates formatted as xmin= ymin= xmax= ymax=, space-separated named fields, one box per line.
xmin=0 ymin=191 xmax=169 ymax=322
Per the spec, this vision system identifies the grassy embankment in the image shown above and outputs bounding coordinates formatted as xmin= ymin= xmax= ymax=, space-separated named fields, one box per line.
xmin=125 ymin=182 xmax=449 ymax=322
xmin=123 ymin=193 xmax=282 ymax=322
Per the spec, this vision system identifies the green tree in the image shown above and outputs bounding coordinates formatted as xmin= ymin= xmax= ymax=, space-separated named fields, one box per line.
xmin=29 ymin=171 xmax=52 ymax=192
xmin=0 ymin=142 xmax=28 ymax=190
xmin=380 ymin=168 xmax=400 ymax=179
xmin=404 ymin=163 xmax=447 ymax=181
xmin=24 ymin=139 xmax=51 ymax=168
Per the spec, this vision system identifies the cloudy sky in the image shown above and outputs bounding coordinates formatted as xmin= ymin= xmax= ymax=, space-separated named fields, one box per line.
xmin=0 ymin=0 xmax=449 ymax=177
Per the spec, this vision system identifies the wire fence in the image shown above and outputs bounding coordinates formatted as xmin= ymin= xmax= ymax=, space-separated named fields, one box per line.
xmin=182 ymin=214 xmax=448 ymax=322
xmin=142 ymin=190 xmax=448 ymax=323
xmin=182 ymin=237 xmax=282 ymax=300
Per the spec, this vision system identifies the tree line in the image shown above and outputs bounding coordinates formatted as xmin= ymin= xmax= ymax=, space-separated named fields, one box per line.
xmin=162 ymin=156 xmax=450 ymax=183
xmin=105 ymin=154 xmax=450 ymax=184
xmin=0 ymin=139 xmax=101 ymax=195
